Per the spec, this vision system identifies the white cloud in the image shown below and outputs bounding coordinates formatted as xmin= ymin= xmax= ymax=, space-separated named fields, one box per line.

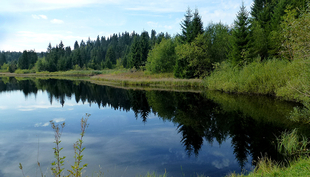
xmin=34 ymin=118 xmax=65 ymax=127
xmin=0 ymin=106 xmax=8 ymax=110
xmin=164 ymin=25 xmax=173 ymax=30
xmin=0 ymin=0 xmax=121 ymax=12
xmin=51 ymin=19 xmax=64 ymax=24
xmin=18 ymin=104 xmax=62 ymax=111
xmin=147 ymin=21 xmax=158 ymax=28
xmin=39 ymin=15 xmax=48 ymax=19
xmin=32 ymin=14 xmax=48 ymax=19
xmin=53 ymin=118 xmax=65 ymax=123
xmin=212 ymin=159 xmax=230 ymax=169
xmin=0 ymin=30 xmax=89 ymax=52
xmin=31 ymin=15 xmax=40 ymax=19
xmin=42 ymin=122 xmax=50 ymax=126
xmin=147 ymin=21 xmax=174 ymax=31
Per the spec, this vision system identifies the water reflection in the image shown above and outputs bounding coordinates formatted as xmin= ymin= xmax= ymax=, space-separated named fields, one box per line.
xmin=0 ymin=77 xmax=307 ymax=177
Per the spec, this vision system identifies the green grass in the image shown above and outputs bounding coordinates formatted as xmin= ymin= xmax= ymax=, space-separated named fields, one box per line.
xmin=15 ymin=69 xmax=36 ymax=74
xmin=205 ymin=58 xmax=310 ymax=102
xmin=91 ymin=71 xmax=204 ymax=87
xmin=229 ymin=156 xmax=310 ymax=177
xmin=228 ymin=129 xmax=310 ymax=177
xmin=36 ymin=69 xmax=103 ymax=76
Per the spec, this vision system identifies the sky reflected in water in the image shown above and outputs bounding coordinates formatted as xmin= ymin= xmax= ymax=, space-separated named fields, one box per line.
xmin=0 ymin=90 xmax=250 ymax=177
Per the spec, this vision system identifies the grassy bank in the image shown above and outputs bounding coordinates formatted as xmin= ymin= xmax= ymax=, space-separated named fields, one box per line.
xmin=0 ymin=69 xmax=204 ymax=88
xmin=204 ymin=58 xmax=310 ymax=177
xmin=91 ymin=71 xmax=204 ymax=87
xmin=204 ymin=58 xmax=310 ymax=102
xmin=229 ymin=156 xmax=310 ymax=177
xmin=229 ymin=129 xmax=310 ymax=177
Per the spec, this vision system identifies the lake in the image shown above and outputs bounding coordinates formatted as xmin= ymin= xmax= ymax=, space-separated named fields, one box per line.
xmin=0 ymin=77 xmax=307 ymax=177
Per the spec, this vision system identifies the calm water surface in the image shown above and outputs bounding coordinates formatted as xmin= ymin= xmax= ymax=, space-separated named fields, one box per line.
xmin=0 ymin=77 xmax=306 ymax=177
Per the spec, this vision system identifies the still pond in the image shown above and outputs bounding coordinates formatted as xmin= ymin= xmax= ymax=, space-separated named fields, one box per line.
xmin=0 ymin=77 xmax=308 ymax=177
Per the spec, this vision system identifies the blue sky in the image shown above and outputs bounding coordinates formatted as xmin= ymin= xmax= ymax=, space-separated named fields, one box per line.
xmin=0 ymin=0 xmax=253 ymax=52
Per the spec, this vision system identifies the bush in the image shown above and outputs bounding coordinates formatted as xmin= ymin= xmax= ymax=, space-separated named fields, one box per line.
xmin=174 ymin=34 xmax=211 ymax=78
xmin=146 ymin=38 xmax=176 ymax=74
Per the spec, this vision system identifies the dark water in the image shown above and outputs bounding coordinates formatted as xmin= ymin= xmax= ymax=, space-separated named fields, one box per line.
xmin=0 ymin=77 xmax=307 ymax=177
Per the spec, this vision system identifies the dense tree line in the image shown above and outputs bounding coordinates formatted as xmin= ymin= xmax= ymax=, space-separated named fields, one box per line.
xmin=147 ymin=1 xmax=307 ymax=78
xmin=32 ymin=31 xmax=169 ymax=72
xmin=0 ymin=51 xmax=22 ymax=63
xmin=2 ymin=0 xmax=307 ymax=78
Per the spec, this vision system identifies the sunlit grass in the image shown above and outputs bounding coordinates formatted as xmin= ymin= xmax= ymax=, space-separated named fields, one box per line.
xmin=228 ymin=129 xmax=310 ymax=177
xmin=205 ymin=58 xmax=310 ymax=102
xmin=91 ymin=71 xmax=203 ymax=87
xmin=228 ymin=156 xmax=310 ymax=177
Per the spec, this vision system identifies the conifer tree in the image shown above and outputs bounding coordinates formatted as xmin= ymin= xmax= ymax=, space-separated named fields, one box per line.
xmin=139 ymin=31 xmax=150 ymax=66
xmin=180 ymin=8 xmax=204 ymax=44
xmin=128 ymin=36 xmax=141 ymax=69
xmin=74 ymin=41 xmax=79 ymax=50
xmin=0 ymin=53 xmax=6 ymax=66
xmin=95 ymin=35 xmax=101 ymax=48
xmin=191 ymin=9 xmax=204 ymax=41
xmin=251 ymin=0 xmax=265 ymax=20
xmin=105 ymin=46 xmax=116 ymax=65
xmin=180 ymin=7 xmax=193 ymax=43
xmin=229 ymin=2 xmax=250 ymax=66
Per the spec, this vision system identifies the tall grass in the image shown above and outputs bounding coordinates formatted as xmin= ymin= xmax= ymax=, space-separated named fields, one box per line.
xmin=205 ymin=58 xmax=310 ymax=102
xmin=228 ymin=129 xmax=310 ymax=177
xmin=19 ymin=114 xmax=90 ymax=177
xmin=277 ymin=129 xmax=309 ymax=159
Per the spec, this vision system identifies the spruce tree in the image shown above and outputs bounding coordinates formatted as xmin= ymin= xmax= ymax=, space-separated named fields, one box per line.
xmin=128 ymin=36 xmax=141 ymax=69
xmin=0 ymin=53 xmax=6 ymax=66
xmin=229 ymin=2 xmax=250 ymax=66
xmin=105 ymin=46 xmax=116 ymax=65
xmin=95 ymin=35 xmax=101 ymax=48
xmin=74 ymin=41 xmax=79 ymax=50
xmin=180 ymin=7 xmax=193 ymax=43
xmin=139 ymin=31 xmax=150 ymax=66
xmin=191 ymin=9 xmax=204 ymax=41
xmin=251 ymin=0 xmax=265 ymax=20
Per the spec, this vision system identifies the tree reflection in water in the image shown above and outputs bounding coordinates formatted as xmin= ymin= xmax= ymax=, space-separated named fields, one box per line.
xmin=0 ymin=77 xmax=308 ymax=170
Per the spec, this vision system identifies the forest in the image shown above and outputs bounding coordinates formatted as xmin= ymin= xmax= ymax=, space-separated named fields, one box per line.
xmin=0 ymin=0 xmax=308 ymax=82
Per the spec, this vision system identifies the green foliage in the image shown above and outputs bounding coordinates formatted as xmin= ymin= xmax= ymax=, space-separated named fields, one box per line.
xmin=205 ymin=22 xmax=231 ymax=63
xmin=277 ymin=129 xmax=309 ymax=159
xmin=19 ymin=116 xmax=91 ymax=177
xmin=205 ymin=58 xmax=288 ymax=94
xmin=229 ymin=156 xmax=310 ymax=177
xmin=50 ymin=120 xmax=66 ymax=177
xmin=9 ymin=61 xmax=17 ymax=73
xmin=0 ymin=53 xmax=6 ymax=66
xmin=14 ymin=69 xmax=36 ymax=74
xmin=174 ymin=34 xmax=210 ymax=78
xmin=115 ymin=58 xmax=124 ymax=69
xmin=145 ymin=38 xmax=176 ymax=74
xmin=18 ymin=50 xmax=38 ymax=69
xmin=180 ymin=8 xmax=204 ymax=44
xmin=68 ymin=113 xmax=89 ymax=177
xmin=1 ymin=63 xmax=9 ymax=72
xmin=289 ymin=102 xmax=310 ymax=123
xmin=280 ymin=7 xmax=310 ymax=60
xmin=128 ymin=36 xmax=142 ymax=69
xmin=249 ymin=21 xmax=268 ymax=59
xmin=229 ymin=2 xmax=251 ymax=66
xmin=105 ymin=46 xmax=116 ymax=65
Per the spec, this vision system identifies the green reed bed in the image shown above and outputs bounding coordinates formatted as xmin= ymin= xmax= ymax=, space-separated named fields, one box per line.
xmin=205 ymin=58 xmax=310 ymax=102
